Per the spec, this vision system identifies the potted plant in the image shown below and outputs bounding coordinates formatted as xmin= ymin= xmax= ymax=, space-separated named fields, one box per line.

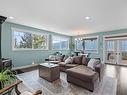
xmin=0 ymin=69 xmax=16 ymax=89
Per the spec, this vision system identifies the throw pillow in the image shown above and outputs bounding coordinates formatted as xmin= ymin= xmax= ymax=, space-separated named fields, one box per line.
xmin=55 ymin=55 xmax=65 ymax=62
xmin=65 ymin=57 xmax=73 ymax=64
xmin=48 ymin=55 xmax=56 ymax=61
xmin=63 ymin=55 xmax=69 ymax=62
xmin=73 ymin=55 xmax=83 ymax=65
xmin=82 ymin=57 xmax=91 ymax=66
xmin=82 ymin=56 xmax=87 ymax=65
xmin=87 ymin=58 xmax=99 ymax=70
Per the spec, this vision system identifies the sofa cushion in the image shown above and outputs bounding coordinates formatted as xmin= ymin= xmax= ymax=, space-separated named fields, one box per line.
xmin=65 ymin=64 xmax=78 ymax=68
xmin=54 ymin=55 xmax=65 ymax=62
xmin=48 ymin=55 xmax=56 ymax=61
xmin=55 ymin=56 xmax=62 ymax=62
xmin=56 ymin=56 xmax=61 ymax=61
xmin=87 ymin=59 xmax=100 ymax=70
xmin=56 ymin=55 xmax=65 ymax=62
xmin=59 ymin=62 xmax=66 ymax=66
xmin=66 ymin=65 xmax=98 ymax=82
xmin=73 ymin=56 xmax=83 ymax=65
xmin=65 ymin=57 xmax=73 ymax=64
xmin=63 ymin=55 xmax=69 ymax=62
xmin=82 ymin=57 xmax=90 ymax=66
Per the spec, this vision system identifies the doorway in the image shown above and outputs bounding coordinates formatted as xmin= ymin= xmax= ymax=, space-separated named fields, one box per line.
xmin=104 ymin=36 xmax=127 ymax=65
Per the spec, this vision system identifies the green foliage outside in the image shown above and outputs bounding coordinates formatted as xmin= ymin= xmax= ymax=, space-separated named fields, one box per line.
xmin=15 ymin=32 xmax=47 ymax=49
xmin=19 ymin=33 xmax=32 ymax=48
xmin=33 ymin=34 xmax=46 ymax=49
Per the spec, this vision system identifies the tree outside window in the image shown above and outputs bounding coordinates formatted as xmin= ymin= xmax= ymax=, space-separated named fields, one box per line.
xmin=13 ymin=30 xmax=48 ymax=50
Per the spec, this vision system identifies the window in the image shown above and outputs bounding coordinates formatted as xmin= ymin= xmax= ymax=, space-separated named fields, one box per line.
xmin=52 ymin=36 xmax=69 ymax=50
xmin=52 ymin=37 xmax=61 ymax=50
xmin=75 ymin=39 xmax=83 ymax=51
xmin=33 ymin=34 xmax=48 ymax=49
xmin=106 ymin=41 xmax=115 ymax=51
xmin=84 ymin=38 xmax=98 ymax=53
xmin=14 ymin=31 xmax=32 ymax=49
xmin=12 ymin=28 xmax=48 ymax=50
xmin=61 ymin=39 xmax=69 ymax=49
xmin=121 ymin=40 xmax=127 ymax=51
xmin=75 ymin=37 xmax=98 ymax=53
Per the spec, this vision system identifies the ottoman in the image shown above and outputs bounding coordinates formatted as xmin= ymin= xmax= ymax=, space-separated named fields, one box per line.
xmin=66 ymin=65 xmax=99 ymax=91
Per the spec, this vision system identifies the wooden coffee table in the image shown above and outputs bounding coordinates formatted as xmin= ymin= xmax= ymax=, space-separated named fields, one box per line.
xmin=39 ymin=63 xmax=60 ymax=82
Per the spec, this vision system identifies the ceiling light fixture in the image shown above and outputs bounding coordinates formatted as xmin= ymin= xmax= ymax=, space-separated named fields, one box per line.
xmin=9 ymin=16 xmax=14 ymax=19
xmin=85 ymin=16 xmax=90 ymax=20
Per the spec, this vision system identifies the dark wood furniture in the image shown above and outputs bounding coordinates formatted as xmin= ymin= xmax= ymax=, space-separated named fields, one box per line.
xmin=0 ymin=80 xmax=22 ymax=95
xmin=0 ymin=16 xmax=7 ymax=71
xmin=12 ymin=64 xmax=38 ymax=74
xmin=2 ymin=58 xmax=12 ymax=69
xmin=0 ymin=80 xmax=42 ymax=95
xmin=39 ymin=63 xmax=60 ymax=82
xmin=0 ymin=16 xmax=7 ymax=89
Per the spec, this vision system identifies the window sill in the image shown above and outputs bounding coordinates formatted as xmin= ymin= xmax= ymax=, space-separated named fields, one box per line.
xmin=52 ymin=49 xmax=70 ymax=51
xmin=12 ymin=49 xmax=49 ymax=51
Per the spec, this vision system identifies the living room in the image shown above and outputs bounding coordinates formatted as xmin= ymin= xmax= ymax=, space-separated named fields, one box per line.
xmin=0 ymin=0 xmax=127 ymax=95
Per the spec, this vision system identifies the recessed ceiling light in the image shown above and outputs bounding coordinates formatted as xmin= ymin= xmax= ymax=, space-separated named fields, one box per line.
xmin=85 ymin=16 xmax=90 ymax=20
xmin=9 ymin=16 xmax=14 ymax=19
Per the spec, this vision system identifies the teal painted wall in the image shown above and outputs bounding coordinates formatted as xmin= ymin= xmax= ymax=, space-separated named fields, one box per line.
xmin=2 ymin=22 xmax=71 ymax=67
xmin=72 ymin=28 xmax=127 ymax=62
xmin=2 ymin=21 xmax=127 ymax=66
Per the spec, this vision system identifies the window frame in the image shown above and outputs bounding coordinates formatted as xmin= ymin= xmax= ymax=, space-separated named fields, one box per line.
xmin=106 ymin=40 xmax=115 ymax=52
xmin=121 ymin=39 xmax=127 ymax=52
xmin=52 ymin=36 xmax=69 ymax=50
xmin=75 ymin=39 xmax=83 ymax=51
xmin=75 ymin=36 xmax=99 ymax=53
xmin=12 ymin=28 xmax=49 ymax=51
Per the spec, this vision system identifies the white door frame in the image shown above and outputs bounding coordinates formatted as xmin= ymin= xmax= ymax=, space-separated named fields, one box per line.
xmin=103 ymin=33 xmax=127 ymax=64
xmin=105 ymin=40 xmax=117 ymax=64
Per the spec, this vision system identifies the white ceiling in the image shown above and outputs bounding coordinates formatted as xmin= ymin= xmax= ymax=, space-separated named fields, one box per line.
xmin=0 ymin=0 xmax=127 ymax=36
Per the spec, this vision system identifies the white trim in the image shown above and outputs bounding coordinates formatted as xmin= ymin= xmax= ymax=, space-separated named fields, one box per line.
xmin=103 ymin=33 xmax=127 ymax=40
xmin=74 ymin=39 xmax=83 ymax=51
xmin=82 ymin=35 xmax=99 ymax=39
xmin=103 ymin=33 xmax=127 ymax=38
xmin=105 ymin=37 xmax=127 ymax=40
xmin=75 ymin=35 xmax=98 ymax=39
xmin=75 ymin=35 xmax=99 ymax=54
xmin=103 ymin=32 xmax=127 ymax=64
xmin=103 ymin=36 xmax=105 ymax=63
xmin=11 ymin=27 xmax=48 ymax=35
xmin=11 ymin=27 xmax=49 ymax=51
xmin=12 ymin=48 xmax=49 ymax=51
xmin=51 ymin=35 xmax=69 ymax=50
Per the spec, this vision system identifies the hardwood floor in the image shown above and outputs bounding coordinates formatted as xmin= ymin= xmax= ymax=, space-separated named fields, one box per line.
xmin=15 ymin=64 xmax=127 ymax=95
xmin=104 ymin=64 xmax=127 ymax=95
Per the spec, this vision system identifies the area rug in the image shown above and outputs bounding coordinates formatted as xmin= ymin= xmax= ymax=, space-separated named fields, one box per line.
xmin=16 ymin=70 xmax=117 ymax=95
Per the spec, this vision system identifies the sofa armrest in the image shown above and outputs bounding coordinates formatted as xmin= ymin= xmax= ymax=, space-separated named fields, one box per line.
xmin=95 ymin=63 xmax=104 ymax=80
